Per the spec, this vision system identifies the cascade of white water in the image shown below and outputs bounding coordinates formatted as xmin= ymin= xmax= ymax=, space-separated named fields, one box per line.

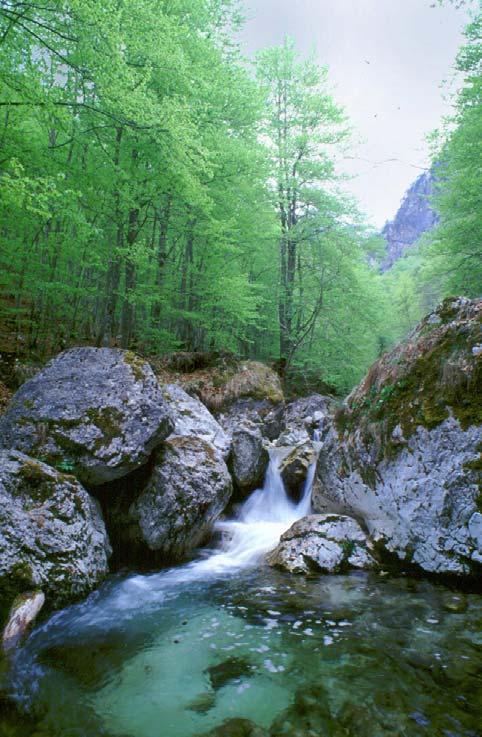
xmin=191 ymin=448 xmax=315 ymax=575
xmin=98 ymin=446 xmax=320 ymax=611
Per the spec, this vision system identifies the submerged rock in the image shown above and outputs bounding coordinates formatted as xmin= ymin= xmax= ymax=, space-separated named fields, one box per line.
xmin=205 ymin=656 xmax=253 ymax=690
xmin=0 ymin=347 xmax=173 ymax=486
xmin=267 ymin=514 xmax=377 ymax=575
xmin=314 ymin=297 xmax=482 ymax=576
xmin=127 ymin=436 xmax=232 ymax=561
xmin=202 ymin=718 xmax=267 ymax=737
xmin=162 ymin=383 xmax=230 ymax=459
xmin=0 ymin=450 xmax=110 ymax=613
xmin=230 ymin=428 xmax=269 ymax=497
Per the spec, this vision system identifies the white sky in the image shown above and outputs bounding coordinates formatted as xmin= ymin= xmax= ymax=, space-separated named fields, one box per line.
xmin=239 ymin=0 xmax=473 ymax=227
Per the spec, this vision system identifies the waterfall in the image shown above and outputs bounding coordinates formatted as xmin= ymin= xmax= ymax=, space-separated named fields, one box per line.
xmin=66 ymin=447 xmax=319 ymax=615
xmin=192 ymin=448 xmax=315 ymax=575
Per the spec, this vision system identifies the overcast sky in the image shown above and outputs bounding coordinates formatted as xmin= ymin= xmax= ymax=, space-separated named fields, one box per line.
xmin=239 ymin=0 xmax=472 ymax=227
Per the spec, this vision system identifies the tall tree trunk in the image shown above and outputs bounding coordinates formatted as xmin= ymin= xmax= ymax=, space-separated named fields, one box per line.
xmin=96 ymin=126 xmax=124 ymax=346
xmin=151 ymin=194 xmax=172 ymax=325
xmin=120 ymin=206 xmax=139 ymax=348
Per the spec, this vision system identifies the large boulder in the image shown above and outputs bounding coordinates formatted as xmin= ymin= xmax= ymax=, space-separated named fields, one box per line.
xmin=230 ymin=428 xmax=269 ymax=496
xmin=314 ymin=297 xmax=482 ymax=576
xmin=0 ymin=450 xmax=110 ymax=616
xmin=279 ymin=441 xmax=318 ymax=503
xmin=267 ymin=514 xmax=376 ymax=575
xmin=162 ymin=383 xmax=230 ymax=459
xmin=125 ymin=436 xmax=232 ymax=561
xmin=0 ymin=347 xmax=173 ymax=486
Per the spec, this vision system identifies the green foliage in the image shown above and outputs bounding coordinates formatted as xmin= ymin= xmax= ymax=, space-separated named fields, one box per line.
xmin=0 ymin=4 xmax=398 ymax=396
xmin=393 ymin=12 xmax=482 ymax=318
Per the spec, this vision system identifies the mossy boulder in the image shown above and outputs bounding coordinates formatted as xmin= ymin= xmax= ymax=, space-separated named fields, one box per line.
xmin=156 ymin=355 xmax=284 ymax=413
xmin=314 ymin=297 xmax=482 ymax=577
xmin=0 ymin=449 xmax=110 ymax=620
xmin=0 ymin=347 xmax=173 ymax=485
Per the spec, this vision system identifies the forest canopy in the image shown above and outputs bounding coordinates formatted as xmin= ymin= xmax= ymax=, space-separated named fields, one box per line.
xmin=0 ymin=0 xmax=479 ymax=394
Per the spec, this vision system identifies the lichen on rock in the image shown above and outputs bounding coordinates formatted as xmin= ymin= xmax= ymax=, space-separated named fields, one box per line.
xmin=0 ymin=449 xmax=110 ymax=620
xmin=314 ymin=297 xmax=482 ymax=577
xmin=267 ymin=514 xmax=377 ymax=575
xmin=0 ymin=347 xmax=173 ymax=486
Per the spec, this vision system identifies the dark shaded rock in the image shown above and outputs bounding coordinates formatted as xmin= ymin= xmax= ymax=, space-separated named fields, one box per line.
xmin=205 ymin=656 xmax=253 ymax=690
xmin=230 ymin=428 xmax=269 ymax=497
xmin=270 ymin=684 xmax=335 ymax=737
xmin=0 ymin=449 xmax=110 ymax=614
xmin=267 ymin=514 xmax=377 ymax=575
xmin=279 ymin=442 xmax=317 ymax=502
xmin=0 ymin=347 xmax=173 ymax=486
xmin=314 ymin=297 xmax=482 ymax=576
xmin=125 ymin=436 xmax=232 ymax=561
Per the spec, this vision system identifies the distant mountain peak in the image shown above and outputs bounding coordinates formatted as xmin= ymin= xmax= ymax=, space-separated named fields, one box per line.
xmin=381 ymin=170 xmax=438 ymax=271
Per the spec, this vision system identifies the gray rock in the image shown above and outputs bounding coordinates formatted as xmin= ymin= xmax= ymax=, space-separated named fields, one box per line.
xmin=281 ymin=394 xmax=335 ymax=444
xmin=0 ymin=450 xmax=110 ymax=610
xmin=0 ymin=347 xmax=173 ymax=485
xmin=217 ymin=399 xmax=285 ymax=442
xmin=130 ymin=436 xmax=232 ymax=561
xmin=313 ymin=298 xmax=482 ymax=576
xmin=162 ymin=383 xmax=230 ymax=459
xmin=314 ymin=418 xmax=482 ymax=575
xmin=230 ymin=428 xmax=269 ymax=496
xmin=267 ymin=514 xmax=376 ymax=574
xmin=279 ymin=441 xmax=318 ymax=503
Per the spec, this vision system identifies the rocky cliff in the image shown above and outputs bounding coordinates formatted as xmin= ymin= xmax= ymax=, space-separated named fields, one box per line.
xmin=381 ymin=170 xmax=438 ymax=271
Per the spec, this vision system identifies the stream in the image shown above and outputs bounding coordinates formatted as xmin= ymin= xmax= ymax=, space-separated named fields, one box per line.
xmin=2 ymin=453 xmax=481 ymax=737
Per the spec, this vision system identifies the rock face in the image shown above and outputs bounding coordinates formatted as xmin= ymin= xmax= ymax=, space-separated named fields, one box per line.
xmin=381 ymin=170 xmax=438 ymax=271
xmin=0 ymin=347 xmax=173 ymax=486
xmin=162 ymin=383 xmax=230 ymax=459
xmin=279 ymin=441 xmax=318 ymax=503
xmin=314 ymin=297 xmax=482 ymax=576
xmin=128 ymin=436 xmax=232 ymax=561
xmin=0 ymin=450 xmax=110 ymax=613
xmin=230 ymin=428 xmax=269 ymax=496
xmin=267 ymin=514 xmax=376 ymax=575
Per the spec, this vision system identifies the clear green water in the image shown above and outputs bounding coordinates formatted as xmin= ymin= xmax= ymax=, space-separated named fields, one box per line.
xmin=3 ymin=568 xmax=482 ymax=737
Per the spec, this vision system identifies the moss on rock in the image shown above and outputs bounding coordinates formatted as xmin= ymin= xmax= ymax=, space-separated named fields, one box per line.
xmin=337 ymin=297 xmax=481 ymax=463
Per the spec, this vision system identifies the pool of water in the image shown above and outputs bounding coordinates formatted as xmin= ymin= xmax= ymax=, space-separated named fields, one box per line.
xmin=2 ymin=452 xmax=481 ymax=737
xmin=3 ymin=567 xmax=481 ymax=737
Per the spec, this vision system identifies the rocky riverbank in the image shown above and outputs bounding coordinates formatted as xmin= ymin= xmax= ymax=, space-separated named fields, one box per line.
xmin=0 ymin=297 xmax=481 ymax=648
